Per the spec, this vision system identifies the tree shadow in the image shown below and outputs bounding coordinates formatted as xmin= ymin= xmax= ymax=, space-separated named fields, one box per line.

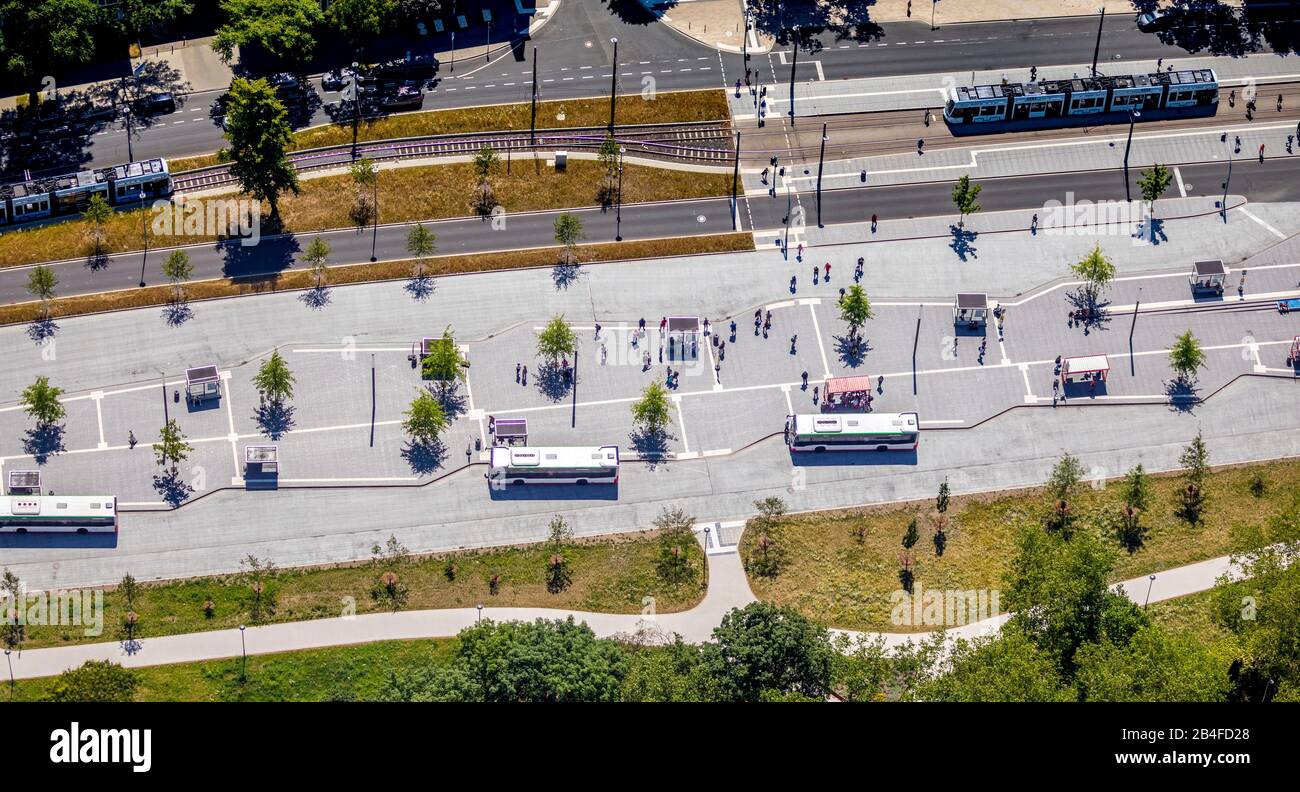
xmin=220 ymin=234 xmax=298 ymax=279
xmin=552 ymin=262 xmax=583 ymax=290
xmin=536 ymin=361 xmax=574 ymax=402
xmin=430 ymin=381 xmax=469 ymax=420
xmin=1064 ymin=289 xmax=1113 ymax=335
xmin=162 ymin=301 xmax=194 ymax=327
xmin=600 ymin=0 xmax=673 ymax=25
xmin=255 ymin=402 xmax=297 ymax=440
xmin=23 ymin=424 xmax=66 ymax=464
xmin=1132 ymin=0 xmax=1280 ymax=56
xmin=401 ymin=438 xmax=447 ymax=475
xmin=26 ymin=318 xmax=59 ymax=343
xmin=85 ymin=250 xmax=110 ymax=271
xmin=299 ymin=286 xmax=333 ymax=310
xmin=1134 ymin=217 xmax=1168 ymax=246
xmin=405 ymin=274 xmax=436 ymax=302
xmin=949 ymin=225 xmax=979 ymax=261
xmin=152 ymin=470 xmax=195 ymax=507
xmin=629 ymin=427 xmax=673 ymax=469
xmin=833 ymin=333 xmax=870 ymax=367
xmin=1164 ymin=378 xmax=1200 ymax=413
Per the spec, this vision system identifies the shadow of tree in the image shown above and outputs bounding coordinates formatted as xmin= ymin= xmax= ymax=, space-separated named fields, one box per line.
xmin=552 ymin=262 xmax=583 ymax=290
xmin=834 ymin=333 xmax=870 ymax=367
xmin=27 ymin=318 xmax=59 ymax=343
xmin=536 ymin=361 xmax=574 ymax=402
xmin=152 ymin=470 xmax=194 ymax=507
xmin=1065 ymin=289 xmax=1113 ymax=335
xmin=1164 ymin=377 xmax=1200 ymax=413
xmin=85 ymin=251 xmax=110 ymax=271
xmin=1132 ymin=0 xmax=1286 ymax=56
xmin=430 ymin=381 xmax=469 ymax=420
xmin=405 ymin=274 xmax=436 ymax=302
xmin=162 ymin=301 xmax=194 ymax=327
xmin=255 ymin=402 xmax=297 ymax=440
xmin=23 ymin=424 xmax=66 ymax=464
xmin=299 ymin=286 xmax=333 ymax=310
xmin=629 ymin=426 xmax=673 ymax=469
xmin=601 ymin=0 xmax=674 ymax=25
xmin=402 ymin=438 xmax=447 ymax=475
xmin=949 ymin=225 xmax=979 ymax=261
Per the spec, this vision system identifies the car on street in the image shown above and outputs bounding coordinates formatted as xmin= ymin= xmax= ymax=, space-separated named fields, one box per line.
xmin=322 ymin=68 xmax=359 ymax=92
xmin=135 ymin=91 xmax=177 ymax=116
xmin=1136 ymin=10 xmax=1175 ymax=32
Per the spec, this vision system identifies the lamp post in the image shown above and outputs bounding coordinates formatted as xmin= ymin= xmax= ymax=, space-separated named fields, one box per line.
xmin=1144 ymin=574 xmax=1156 ymax=609
xmin=788 ymin=27 xmax=799 ymax=119
xmin=138 ymin=188 xmax=148 ymax=287
xmin=369 ymin=176 xmax=378 ymax=262
xmin=529 ymin=47 xmax=538 ymax=146
xmin=816 ymin=123 xmax=828 ymax=228
xmin=476 ymin=603 xmax=483 ymax=623
xmin=4 ymin=648 xmax=13 ymax=699
xmin=238 ymin=624 xmax=247 ymax=682
xmin=931 ymin=0 xmax=939 ymax=31
xmin=608 ymin=38 xmax=619 ymax=132
xmin=1123 ymin=109 xmax=1140 ymax=202
xmin=1221 ymin=135 xmax=1233 ymax=222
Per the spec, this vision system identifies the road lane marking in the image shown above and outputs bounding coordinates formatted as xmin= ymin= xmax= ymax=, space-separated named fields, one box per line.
xmin=1238 ymin=207 xmax=1287 ymax=239
xmin=1174 ymin=166 xmax=1187 ymax=197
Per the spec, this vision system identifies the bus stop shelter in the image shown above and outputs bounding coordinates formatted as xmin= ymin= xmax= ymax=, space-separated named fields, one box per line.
xmin=244 ymin=445 xmax=279 ymax=490
xmin=1190 ymin=259 xmax=1227 ymax=295
xmin=1061 ymin=354 xmax=1109 ymax=394
xmin=953 ymin=293 xmax=989 ymax=329
xmin=491 ymin=417 xmax=528 ymax=445
xmin=825 ymin=375 xmax=875 ymax=411
xmin=6 ymin=470 xmax=40 ymax=495
xmin=185 ymin=365 xmax=221 ymax=406
xmin=666 ymin=316 xmax=700 ymax=362
xmin=1288 ymin=336 xmax=1300 ymax=368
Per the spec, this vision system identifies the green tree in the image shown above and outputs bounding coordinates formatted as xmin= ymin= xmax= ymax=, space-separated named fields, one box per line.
xmin=915 ymin=628 xmax=1073 ymax=702
xmin=1070 ymin=243 xmax=1116 ymax=303
xmin=535 ymin=314 xmax=577 ymax=363
xmin=596 ymin=134 xmax=620 ymax=203
xmin=21 ymin=376 xmax=65 ymax=427
xmin=472 ymin=143 xmax=499 ymax=214
xmin=1212 ymin=535 xmax=1300 ymax=701
xmin=1168 ymin=330 xmax=1207 ymax=384
xmin=326 ymin=0 xmax=396 ymax=53
xmin=222 ymin=77 xmax=300 ymax=225
xmin=152 ymin=419 xmax=192 ymax=473
xmin=26 ymin=264 xmax=57 ymax=319
xmin=0 ymin=0 xmax=102 ymax=106
xmin=348 ymin=157 xmax=378 ymax=226
xmin=951 ymin=174 xmax=982 ymax=227
xmin=622 ymin=638 xmax=721 ymax=702
xmin=406 ymin=222 xmax=437 ymax=280
xmin=213 ymin=0 xmax=323 ymax=66
xmin=653 ymin=506 xmax=699 ymax=586
xmin=902 ymin=516 xmax=920 ymax=550
xmin=838 ymin=284 xmax=873 ymax=336
xmin=1074 ymin=624 xmax=1229 ymax=701
xmin=631 ymin=381 xmax=672 ymax=436
xmin=553 ymin=212 xmax=584 ymax=265
xmin=1047 ymin=452 xmax=1085 ymax=502
xmin=745 ymin=497 xmax=788 ymax=579
xmin=705 ymin=603 xmax=836 ymax=702
xmin=82 ymin=192 xmax=112 ymax=256
xmin=161 ymin=249 xmax=193 ymax=304
xmin=45 ymin=660 xmax=138 ymax=702
xmin=1121 ymin=464 xmax=1151 ymax=512
xmin=1177 ymin=431 xmax=1210 ymax=523
xmin=302 ymin=235 xmax=331 ymax=289
xmin=421 ymin=327 xmax=469 ymax=385
xmin=1138 ymin=163 xmax=1174 ymax=216
xmin=936 ymin=478 xmax=950 ymax=514
xmin=1 ymin=569 xmax=25 ymax=654
xmin=118 ymin=0 xmax=194 ymax=46
xmin=253 ymin=350 xmax=295 ymax=406
xmin=402 ymin=389 xmax=447 ymax=446
xmin=545 ymin=515 xmax=573 ymax=593
xmin=830 ymin=634 xmax=892 ymax=702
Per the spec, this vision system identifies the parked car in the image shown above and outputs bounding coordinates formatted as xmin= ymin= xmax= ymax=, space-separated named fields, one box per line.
xmin=135 ymin=92 xmax=176 ymax=116
xmin=1135 ymin=10 xmax=1175 ymax=32
xmin=322 ymin=68 xmax=358 ymax=92
xmin=379 ymin=85 xmax=424 ymax=111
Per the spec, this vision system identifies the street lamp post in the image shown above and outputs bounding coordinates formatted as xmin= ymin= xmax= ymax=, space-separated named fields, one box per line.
xmin=529 ymin=47 xmax=539 ymax=146
xmin=369 ymin=177 xmax=378 ymax=262
xmin=730 ymin=130 xmax=741 ymax=231
xmin=238 ymin=624 xmax=247 ymax=682
xmin=931 ymin=0 xmax=939 ymax=31
xmin=476 ymin=603 xmax=483 ymax=623
xmin=1144 ymin=574 xmax=1156 ymax=609
xmin=4 ymin=648 xmax=12 ymax=699
xmin=608 ymin=37 xmax=619 ymax=133
xmin=1221 ymin=137 xmax=1233 ymax=222
xmin=1123 ymin=109 xmax=1140 ymax=202
xmin=615 ymin=145 xmax=625 ymax=241
xmin=138 ymin=189 xmax=148 ymax=287
xmin=816 ymin=123 xmax=828 ymax=228
xmin=788 ymin=27 xmax=799 ymax=119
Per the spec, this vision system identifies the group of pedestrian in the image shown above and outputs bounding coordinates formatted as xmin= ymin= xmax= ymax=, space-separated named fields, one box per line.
xmin=515 ymin=362 xmax=529 ymax=387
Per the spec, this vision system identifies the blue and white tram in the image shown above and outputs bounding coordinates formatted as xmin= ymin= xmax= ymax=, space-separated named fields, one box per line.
xmin=0 ymin=158 xmax=171 ymax=226
xmin=944 ymin=69 xmax=1218 ymax=134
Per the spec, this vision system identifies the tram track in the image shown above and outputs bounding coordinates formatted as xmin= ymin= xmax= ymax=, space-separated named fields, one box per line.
xmin=171 ymin=120 xmax=737 ymax=193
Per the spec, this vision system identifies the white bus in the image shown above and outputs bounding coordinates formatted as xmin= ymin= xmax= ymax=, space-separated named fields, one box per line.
xmin=785 ymin=412 xmax=919 ymax=452
xmin=488 ymin=446 xmax=619 ymax=486
xmin=0 ymin=496 xmax=118 ymax=533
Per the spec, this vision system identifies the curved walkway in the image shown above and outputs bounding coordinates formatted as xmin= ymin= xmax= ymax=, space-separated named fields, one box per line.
xmin=5 ymin=544 xmax=1245 ymax=681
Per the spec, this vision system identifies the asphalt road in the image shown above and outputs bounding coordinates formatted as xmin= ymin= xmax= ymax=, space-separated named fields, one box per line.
xmin=6 ymin=154 xmax=1299 ymax=305
xmin=77 ymin=11 xmax=1196 ymax=169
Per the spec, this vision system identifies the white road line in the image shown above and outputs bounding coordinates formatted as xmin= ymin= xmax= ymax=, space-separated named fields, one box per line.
xmin=673 ymin=395 xmax=691 ymax=454
xmin=1174 ymin=166 xmax=1187 ymax=197
xmin=781 ymin=383 xmax=794 ymax=414
xmin=808 ymin=302 xmax=832 ymax=378
xmin=222 ymin=370 xmax=239 ymax=473
xmin=460 ymin=344 xmax=486 ymax=448
xmin=92 ymin=391 xmax=107 ymax=449
xmin=1238 ymin=207 xmax=1287 ymax=239
xmin=1019 ymin=363 xmax=1035 ymax=404
xmin=277 ymin=476 xmax=419 ymax=483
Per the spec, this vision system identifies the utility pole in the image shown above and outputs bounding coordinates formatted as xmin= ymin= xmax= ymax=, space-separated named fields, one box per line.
xmin=1091 ymin=6 xmax=1105 ymax=78
xmin=138 ymin=189 xmax=148 ymax=287
xmin=529 ymin=47 xmax=538 ymax=145
xmin=369 ymin=177 xmax=379 ymax=261
xmin=816 ymin=123 xmax=828 ymax=228
xmin=1123 ymin=109 xmax=1140 ymax=202
xmin=788 ymin=27 xmax=799 ymax=120
xmin=608 ymin=37 xmax=619 ymax=133
xmin=1221 ymin=138 xmax=1233 ymax=222
xmin=571 ymin=346 xmax=578 ymax=428
xmin=615 ymin=146 xmax=625 ymax=241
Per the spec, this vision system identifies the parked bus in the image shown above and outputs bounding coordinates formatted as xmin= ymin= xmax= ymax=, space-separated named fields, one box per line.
xmin=488 ymin=446 xmax=619 ymax=486
xmin=785 ymin=412 xmax=919 ymax=452
xmin=0 ymin=496 xmax=117 ymax=533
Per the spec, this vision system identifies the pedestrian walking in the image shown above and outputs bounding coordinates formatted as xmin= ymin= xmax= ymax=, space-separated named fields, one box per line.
xmin=1030 ymin=65 xmax=1038 ymax=81
xmin=666 ymin=366 xmax=673 ymax=386
xmin=659 ymin=343 xmax=664 ymax=363
xmin=824 ymin=262 xmax=831 ymax=281
xmin=660 ymin=316 xmax=668 ymax=333
xmin=594 ymin=322 xmax=602 ymax=340
xmin=729 ymin=320 xmax=737 ymax=338
xmin=812 ymin=386 xmax=819 ymax=404
xmin=797 ymin=242 xmax=804 ymax=260
xmin=703 ymin=318 xmax=712 ymax=336
xmin=801 ymin=370 xmax=809 ymax=389
xmin=1260 ymin=143 xmax=1266 ymax=162
xmin=1279 ymin=94 xmax=1284 ymax=111
xmin=764 ymin=310 xmax=772 ymax=330
xmin=790 ymin=334 xmax=798 ymax=354
xmin=812 ymin=265 xmax=819 ymax=285
xmin=790 ymin=274 xmax=797 ymax=292
xmin=638 ymin=317 xmax=646 ymax=332
xmin=522 ymin=365 xmax=528 ymax=386
xmin=128 ymin=430 xmax=137 ymax=449
xmin=714 ymin=358 xmax=721 ymax=381
xmin=870 ymin=213 xmax=878 ymax=232
xmin=516 ymin=363 xmax=521 ymax=383
xmin=601 ymin=343 xmax=608 ymax=365
xmin=1157 ymin=57 xmax=1163 ymax=71
xmin=855 ymin=257 xmax=864 ymax=282
xmin=488 ymin=415 xmax=496 ymax=436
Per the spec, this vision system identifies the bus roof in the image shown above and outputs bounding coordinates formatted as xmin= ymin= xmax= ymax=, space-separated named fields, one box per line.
xmin=1 ymin=496 xmax=116 ymax=518
xmin=489 ymin=446 xmax=618 ymax=468
xmin=790 ymin=412 xmax=918 ymax=436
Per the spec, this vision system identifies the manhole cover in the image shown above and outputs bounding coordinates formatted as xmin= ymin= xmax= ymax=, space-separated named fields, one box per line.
xmin=697 ymin=214 xmax=707 ymax=223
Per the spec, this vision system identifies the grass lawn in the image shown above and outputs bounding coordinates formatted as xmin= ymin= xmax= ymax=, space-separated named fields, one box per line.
xmin=741 ymin=458 xmax=1300 ymax=632
xmin=0 ymin=231 xmax=753 ymax=326
xmin=0 ymin=159 xmax=732 ymax=269
xmin=1147 ymin=589 xmax=1233 ymax=644
xmin=168 ymin=89 xmax=731 ymax=172
xmin=2 ymin=638 xmax=459 ymax=702
xmin=17 ymin=531 xmax=707 ymax=651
